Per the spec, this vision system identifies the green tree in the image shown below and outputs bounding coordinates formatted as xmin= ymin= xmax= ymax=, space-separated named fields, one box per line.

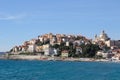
xmin=52 ymin=44 xmax=60 ymax=49
xmin=81 ymin=44 xmax=100 ymax=58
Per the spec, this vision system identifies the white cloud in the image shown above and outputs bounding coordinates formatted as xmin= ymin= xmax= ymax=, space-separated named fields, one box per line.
xmin=0 ymin=13 xmax=27 ymax=20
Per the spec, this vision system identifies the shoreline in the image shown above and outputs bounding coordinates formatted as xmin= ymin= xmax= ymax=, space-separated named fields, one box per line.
xmin=0 ymin=54 xmax=119 ymax=62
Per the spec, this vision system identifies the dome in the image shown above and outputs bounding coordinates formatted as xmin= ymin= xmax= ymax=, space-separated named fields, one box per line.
xmin=99 ymin=30 xmax=110 ymax=41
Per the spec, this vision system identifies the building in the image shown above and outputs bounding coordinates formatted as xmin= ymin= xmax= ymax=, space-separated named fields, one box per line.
xmin=93 ymin=30 xmax=113 ymax=48
xmin=96 ymin=50 xmax=113 ymax=58
xmin=66 ymin=41 xmax=70 ymax=46
xmin=76 ymin=47 xmax=82 ymax=54
xmin=50 ymin=36 xmax=57 ymax=45
xmin=53 ymin=48 xmax=58 ymax=55
xmin=27 ymin=44 xmax=36 ymax=52
xmin=94 ymin=30 xmax=110 ymax=42
xmin=21 ymin=45 xmax=28 ymax=52
xmin=43 ymin=44 xmax=54 ymax=56
xmin=111 ymin=49 xmax=120 ymax=60
xmin=38 ymin=36 xmax=44 ymax=42
xmin=35 ymin=46 xmax=43 ymax=52
xmin=61 ymin=50 xmax=69 ymax=58
xmin=12 ymin=46 xmax=18 ymax=52
xmin=29 ymin=39 xmax=37 ymax=45
xmin=73 ymin=40 xmax=83 ymax=46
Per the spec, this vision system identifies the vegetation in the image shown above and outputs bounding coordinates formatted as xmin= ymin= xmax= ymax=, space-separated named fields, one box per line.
xmin=51 ymin=42 xmax=100 ymax=58
xmin=80 ymin=44 xmax=100 ymax=58
xmin=52 ymin=44 xmax=60 ymax=49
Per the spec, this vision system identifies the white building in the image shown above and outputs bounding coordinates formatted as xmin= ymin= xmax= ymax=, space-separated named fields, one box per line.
xmin=93 ymin=30 xmax=112 ymax=47
xmin=53 ymin=48 xmax=58 ymax=55
xmin=66 ymin=41 xmax=69 ymax=46
xmin=27 ymin=44 xmax=36 ymax=52
xmin=94 ymin=30 xmax=110 ymax=42
xmin=38 ymin=36 xmax=44 ymax=42
xmin=43 ymin=44 xmax=54 ymax=56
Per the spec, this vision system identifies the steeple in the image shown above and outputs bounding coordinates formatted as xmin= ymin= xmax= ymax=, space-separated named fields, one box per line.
xmin=95 ymin=34 xmax=97 ymax=39
xmin=102 ymin=30 xmax=105 ymax=34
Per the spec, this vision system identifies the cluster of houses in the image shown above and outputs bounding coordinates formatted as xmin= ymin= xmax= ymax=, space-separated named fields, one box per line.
xmin=93 ymin=31 xmax=120 ymax=60
xmin=10 ymin=33 xmax=90 ymax=57
xmin=10 ymin=31 xmax=120 ymax=60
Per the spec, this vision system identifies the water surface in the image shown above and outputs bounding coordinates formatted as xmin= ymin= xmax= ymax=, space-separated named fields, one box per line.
xmin=0 ymin=60 xmax=120 ymax=80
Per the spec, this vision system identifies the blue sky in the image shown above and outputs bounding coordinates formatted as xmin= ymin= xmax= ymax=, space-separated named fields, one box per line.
xmin=0 ymin=0 xmax=120 ymax=52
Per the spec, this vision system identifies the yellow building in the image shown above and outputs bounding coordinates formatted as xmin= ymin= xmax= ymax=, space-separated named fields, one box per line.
xmin=36 ymin=46 xmax=43 ymax=52
xmin=61 ymin=50 xmax=69 ymax=58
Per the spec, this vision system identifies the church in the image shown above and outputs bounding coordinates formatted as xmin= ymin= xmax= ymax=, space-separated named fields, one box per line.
xmin=93 ymin=31 xmax=120 ymax=49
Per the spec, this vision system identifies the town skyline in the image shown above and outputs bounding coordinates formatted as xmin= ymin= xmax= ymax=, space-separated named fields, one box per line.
xmin=0 ymin=0 xmax=120 ymax=51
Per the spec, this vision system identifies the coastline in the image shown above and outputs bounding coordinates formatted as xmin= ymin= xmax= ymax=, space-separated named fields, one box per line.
xmin=0 ymin=54 xmax=118 ymax=62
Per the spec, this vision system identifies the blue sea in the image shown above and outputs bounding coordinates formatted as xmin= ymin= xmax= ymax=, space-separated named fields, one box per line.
xmin=0 ymin=60 xmax=120 ymax=80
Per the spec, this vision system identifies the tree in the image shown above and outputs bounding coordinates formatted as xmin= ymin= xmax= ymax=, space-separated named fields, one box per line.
xmin=81 ymin=44 xmax=100 ymax=58
xmin=52 ymin=44 xmax=59 ymax=49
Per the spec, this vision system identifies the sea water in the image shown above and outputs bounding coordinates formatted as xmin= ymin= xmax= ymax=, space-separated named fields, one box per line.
xmin=0 ymin=60 xmax=120 ymax=80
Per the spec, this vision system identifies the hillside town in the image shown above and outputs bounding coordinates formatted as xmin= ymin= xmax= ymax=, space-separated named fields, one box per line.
xmin=9 ymin=31 xmax=120 ymax=61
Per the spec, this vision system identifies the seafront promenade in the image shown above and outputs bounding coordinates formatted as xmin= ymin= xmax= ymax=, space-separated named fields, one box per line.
xmin=0 ymin=54 xmax=114 ymax=62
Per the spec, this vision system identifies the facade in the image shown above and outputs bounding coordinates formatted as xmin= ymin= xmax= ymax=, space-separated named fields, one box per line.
xmin=38 ymin=36 xmax=44 ymax=42
xmin=94 ymin=30 xmax=110 ymax=42
xmin=76 ymin=47 xmax=82 ymax=54
xmin=66 ymin=41 xmax=69 ymax=46
xmin=12 ymin=46 xmax=18 ymax=52
xmin=43 ymin=44 xmax=54 ymax=56
xmin=61 ymin=50 xmax=69 ymax=58
xmin=53 ymin=48 xmax=58 ymax=55
xmin=93 ymin=31 xmax=114 ymax=48
xmin=73 ymin=40 xmax=83 ymax=46
xmin=27 ymin=44 xmax=36 ymax=52
xmin=35 ymin=46 xmax=43 ymax=52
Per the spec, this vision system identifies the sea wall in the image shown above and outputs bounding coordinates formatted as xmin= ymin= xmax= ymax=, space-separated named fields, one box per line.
xmin=0 ymin=54 xmax=112 ymax=62
xmin=8 ymin=55 xmax=41 ymax=60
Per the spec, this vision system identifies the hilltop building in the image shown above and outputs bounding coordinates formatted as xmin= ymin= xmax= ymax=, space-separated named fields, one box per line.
xmin=93 ymin=30 xmax=120 ymax=49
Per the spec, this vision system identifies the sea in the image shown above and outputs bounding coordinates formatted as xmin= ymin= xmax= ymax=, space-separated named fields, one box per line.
xmin=0 ymin=60 xmax=120 ymax=80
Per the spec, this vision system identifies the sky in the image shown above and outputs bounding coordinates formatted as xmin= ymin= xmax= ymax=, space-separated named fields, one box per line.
xmin=0 ymin=0 xmax=120 ymax=52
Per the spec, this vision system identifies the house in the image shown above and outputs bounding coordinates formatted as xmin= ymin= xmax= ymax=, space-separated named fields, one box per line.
xmin=50 ymin=36 xmax=57 ymax=45
xmin=73 ymin=40 xmax=83 ymax=47
xmin=21 ymin=45 xmax=28 ymax=52
xmin=76 ymin=47 xmax=82 ymax=54
xmin=53 ymin=48 xmax=59 ymax=56
xmin=24 ymin=41 xmax=30 ymax=46
xmin=96 ymin=50 xmax=113 ymax=58
xmin=66 ymin=41 xmax=70 ymax=46
xmin=61 ymin=50 xmax=69 ymax=58
xmin=112 ymin=49 xmax=120 ymax=54
xmin=111 ymin=49 xmax=120 ymax=61
xmin=61 ymin=37 xmax=67 ymax=42
xmin=35 ymin=46 xmax=43 ymax=52
xmin=112 ymin=53 xmax=120 ymax=60
xmin=43 ymin=44 xmax=54 ymax=56
xmin=29 ymin=39 xmax=37 ymax=45
xmin=27 ymin=44 xmax=36 ymax=52
xmin=12 ymin=46 xmax=18 ymax=52
xmin=38 ymin=36 xmax=44 ymax=42
xmin=18 ymin=46 xmax=22 ymax=51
